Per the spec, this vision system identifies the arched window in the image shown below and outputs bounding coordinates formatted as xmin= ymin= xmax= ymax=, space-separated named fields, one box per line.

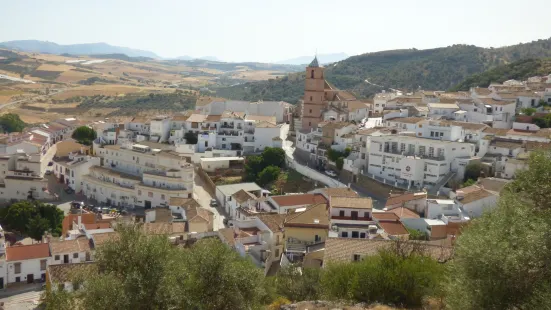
xmin=310 ymin=96 xmax=313 ymax=101
xmin=311 ymin=70 xmax=314 ymax=78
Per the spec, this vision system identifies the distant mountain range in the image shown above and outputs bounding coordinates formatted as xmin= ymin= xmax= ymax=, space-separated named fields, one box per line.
xmin=176 ymin=55 xmax=221 ymax=61
xmin=0 ymin=40 xmax=160 ymax=58
xmin=276 ymin=53 xmax=349 ymax=65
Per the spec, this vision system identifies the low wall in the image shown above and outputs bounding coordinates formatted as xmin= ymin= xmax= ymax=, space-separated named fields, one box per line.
xmin=195 ymin=166 xmax=216 ymax=196
xmin=294 ymin=163 xmax=347 ymax=188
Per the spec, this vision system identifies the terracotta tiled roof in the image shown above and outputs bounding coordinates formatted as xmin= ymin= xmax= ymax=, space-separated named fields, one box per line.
xmin=479 ymin=98 xmax=514 ymax=106
xmin=441 ymin=121 xmax=488 ymax=131
xmin=378 ymin=220 xmax=409 ymax=236
xmin=62 ymin=213 xmax=97 ymax=236
xmin=330 ymin=197 xmax=373 ymax=210
xmin=142 ymin=222 xmax=186 ymax=235
xmin=232 ymin=189 xmax=256 ymax=204
xmin=186 ymin=114 xmax=208 ymax=123
xmin=256 ymin=121 xmax=278 ymax=128
xmin=489 ymin=139 xmax=523 ymax=150
xmin=386 ymin=117 xmax=426 ymax=124
xmin=473 ymin=87 xmax=492 ymax=96
xmin=285 ymin=203 xmax=329 ymax=228
xmin=245 ymin=115 xmax=277 ymax=124
xmin=6 ymin=243 xmax=50 ymax=261
xmin=372 ymin=212 xmax=399 ymax=221
xmin=385 ymin=192 xmax=427 ymax=207
xmin=218 ymin=228 xmax=236 ymax=246
xmin=256 ymin=213 xmax=286 ymax=232
xmin=319 ymin=187 xmax=359 ymax=198
xmin=169 ymin=197 xmax=201 ymax=208
xmin=221 ymin=111 xmax=245 ymax=120
xmin=456 ymin=185 xmax=496 ymax=205
xmin=185 ymin=205 xmax=213 ymax=223
xmin=271 ymin=194 xmax=327 ymax=207
xmin=525 ymin=141 xmax=551 ymax=151
xmin=48 ymin=263 xmax=97 ymax=284
xmin=91 ymin=232 xmax=119 ymax=248
xmin=483 ymin=127 xmax=509 ymax=136
xmin=206 ymin=114 xmax=222 ymax=122
xmin=387 ymin=207 xmax=420 ymax=219
xmin=50 ymin=236 xmax=91 ymax=255
xmin=324 ymin=238 xmax=453 ymax=264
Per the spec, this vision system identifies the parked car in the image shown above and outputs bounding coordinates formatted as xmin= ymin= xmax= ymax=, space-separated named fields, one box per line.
xmin=210 ymin=199 xmax=218 ymax=207
xmin=325 ymin=170 xmax=337 ymax=177
xmin=45 ymin=170 xmax=52 ymax=175
xmin=64 ymin=187 xmax=74 ymax=194
xmin=70 ymin=201 xmax=84 ymax=209
xmin=223 ymin=218 xmax=229 ymax=225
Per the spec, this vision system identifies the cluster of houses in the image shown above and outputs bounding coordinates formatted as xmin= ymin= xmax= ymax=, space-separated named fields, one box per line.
xmin=295 ymin=57 xmax=551 ymax=194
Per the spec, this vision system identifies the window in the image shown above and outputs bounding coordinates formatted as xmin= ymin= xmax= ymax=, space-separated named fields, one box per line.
xmin=311 ymin=70 xmax=314 ymax=78
xmin=364 ymin=212 xmax=369 ymax=218
xmin=352 ymin=231 xmax=359 ymax=238
xmin=419 ymin=146 xmax=426 ymax=156
xmin=428 ymin=147 xmax=434 ymax=157
xmin=148 ymin=192 xmax=153 ymax=198
xmin=310 ymin=96 xmax=313 ymax=101
xmin=342 ymin=232 xmax=349 ymax=237
xmin=40 ymin=259 xmax=47 ymax=271
xmin=14 ymin=262 xmax=21 ymax=274
xmin=15 ymin=277 xmax=20 ymax=283
xmin=353 ymin=254 xmax=361 ymax=262
xmin=360 ymin=232 xmax=366 ymax=238
xmin=161 ymin=194 xmax=165 ymax=200
xmin=440 ymin=132 xmax=444 ymax=137
xmin=73 ymin=253 xmax=78 ymax=259
xmin=400 ymin=143 xmax=406 ymax=153
xmin=309 ymin=109 xmax=312 ymax=113
xmin=339 ymin=210 xmax=345 ymax=217
xmin=430 ymin=131 xmax=434 ymax=137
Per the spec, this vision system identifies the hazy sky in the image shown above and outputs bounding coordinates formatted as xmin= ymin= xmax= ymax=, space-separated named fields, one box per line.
xmin=1 ymin=0 xmax=550 ymax=62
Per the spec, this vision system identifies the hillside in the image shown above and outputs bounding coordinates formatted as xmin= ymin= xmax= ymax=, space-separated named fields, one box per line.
xmin=215 ymin=38 xmax=551 ymax=102
xmin=276 ymin=53 xmax=349 ymax=65
xmin=450 ymin=58 xmax=551 ymax=91
xmin=0 ymin=40 xmax=160 ymax=58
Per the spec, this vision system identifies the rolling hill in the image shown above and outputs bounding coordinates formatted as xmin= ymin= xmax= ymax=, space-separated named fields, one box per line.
xmin=0 ymin=40 xmax=160 ymax=58
xmin=450 ymin=58 xmax=551 ymax=91
xmin=215 ymin=38 xmax=551 ymax=103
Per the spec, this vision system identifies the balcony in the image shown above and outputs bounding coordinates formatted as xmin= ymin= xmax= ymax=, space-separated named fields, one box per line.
xmin=331 ymin=215 xmax=372 ymax=221
xmin=218 ymin=131 xmax=240 ymax=136
xmin=244 ymin=129 xmax=255 ymax=134
xmin=221 ymin=123 xmax=234 ymax=129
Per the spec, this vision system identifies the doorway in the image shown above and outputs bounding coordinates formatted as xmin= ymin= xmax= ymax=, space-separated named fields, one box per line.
xmin=64 ymin=254 xmax=69 ymax=264
xmin=145 ymin=200 xmax=152 ymax=209
xmin=351 ymin=211 xmax=358 ymax=220
xmin=27 ymin=274 xmax=34 ymax=283
xmin=0 ymin=277 xmax=3 ymax=289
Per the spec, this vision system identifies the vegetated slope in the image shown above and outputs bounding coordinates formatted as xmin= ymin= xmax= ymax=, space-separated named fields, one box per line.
xmin=215 ymin=38 xmax=551 ymax=102
xmin=0 ymin=40 xmax=159 ymax=58
xmin=450 ymin=58 xmax=551 ymax=91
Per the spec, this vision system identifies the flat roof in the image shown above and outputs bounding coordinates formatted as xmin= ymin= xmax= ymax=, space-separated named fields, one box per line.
xmin=217 ymin=182 xmax=262 ymax=196
xmin=200 ymin=157 xmax=243 ymax=162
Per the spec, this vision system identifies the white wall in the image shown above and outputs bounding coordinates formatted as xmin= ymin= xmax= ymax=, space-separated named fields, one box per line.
xmin=7 ymin=258 xmax=50 ymax=284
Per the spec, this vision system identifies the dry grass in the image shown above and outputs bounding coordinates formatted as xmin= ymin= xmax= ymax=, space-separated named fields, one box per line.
xmin=2 ymin=108 xmax=60 ymax=123
xmin=36 ymin=63 xmax=74 ymax=72
xmin=56 ymin=70 xmax=101 ymax=83
xmin=51 ymin=84 xmax=164 ymax=99
xmin=26 ymin=102 xmax=80 ymax=109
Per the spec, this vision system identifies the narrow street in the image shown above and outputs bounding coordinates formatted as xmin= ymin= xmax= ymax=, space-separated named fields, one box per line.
xmin=0 ymin=286 xmax=43 ymax=310
xmin=193 ymin=171 xmax=226 ymax=231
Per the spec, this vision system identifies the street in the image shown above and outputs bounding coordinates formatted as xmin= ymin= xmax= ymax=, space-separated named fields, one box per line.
xmin=0 ymin=286 xmax=43 ymax=310
xmin=193 ymin=171 xmax=226 ymax=231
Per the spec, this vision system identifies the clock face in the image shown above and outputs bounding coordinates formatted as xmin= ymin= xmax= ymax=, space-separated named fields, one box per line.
xmin=406 ymin=166 xmax=411 ymax=172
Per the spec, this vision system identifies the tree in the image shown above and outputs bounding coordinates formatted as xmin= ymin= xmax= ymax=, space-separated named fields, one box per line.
xmin=335 ymin=157 xmax=344 ymax=170
xmin=27 ymin=217 xmax=52 ymax=241
xmin=257 ymin=166 xmax=281 ymax=187
xmin=0 ymin=201 xmax=63 ymax=240
xmin=262 ymin=147 xmax=286 ymax=168
xmin=42 ymin=226 xmax=266 ymax=310
xmin=521 ymin=107 xmax=537 ymax=116
xmin=463 ymin=161 xmax=484 ymax=182
xmin=0 ymin=113 xmax=26 ymax=133
xmin=244 ymin=155 xmax=265 ymax=181
xmin=274 ymin=266 xmax=322 ymax=302
xmin=406 ymin=228 xmax=427 ymax=240
xmin=447 ymin=151 xmax=551 ymax=309
xmin=71 ymin=126 xmax=97 ymax=145
xmin=184 ymin=131 xmax=198 ymax=144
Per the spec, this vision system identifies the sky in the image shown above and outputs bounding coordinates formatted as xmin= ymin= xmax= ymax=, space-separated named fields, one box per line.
xmin=1 ymin=0 xmax=550 ymax=63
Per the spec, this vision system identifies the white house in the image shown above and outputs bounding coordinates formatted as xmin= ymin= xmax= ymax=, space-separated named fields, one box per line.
xmin=5 ymin=243 xmax=51 ymax=285
xmin=49 ymin=236 xmax=92 ymax=265
xmin=427 ymin=103 xmax=460 ymax=118
xmin=450 ymin=185 xmax=498 ymax=218
xmin=53 ymin=153 xmax=101 ymax=192
xmin=215 ymin=183 xmax=263 ymax=213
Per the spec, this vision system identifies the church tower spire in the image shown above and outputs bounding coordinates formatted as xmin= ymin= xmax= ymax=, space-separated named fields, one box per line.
xmin=301 ymin=56 xmax=326 ymax=131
